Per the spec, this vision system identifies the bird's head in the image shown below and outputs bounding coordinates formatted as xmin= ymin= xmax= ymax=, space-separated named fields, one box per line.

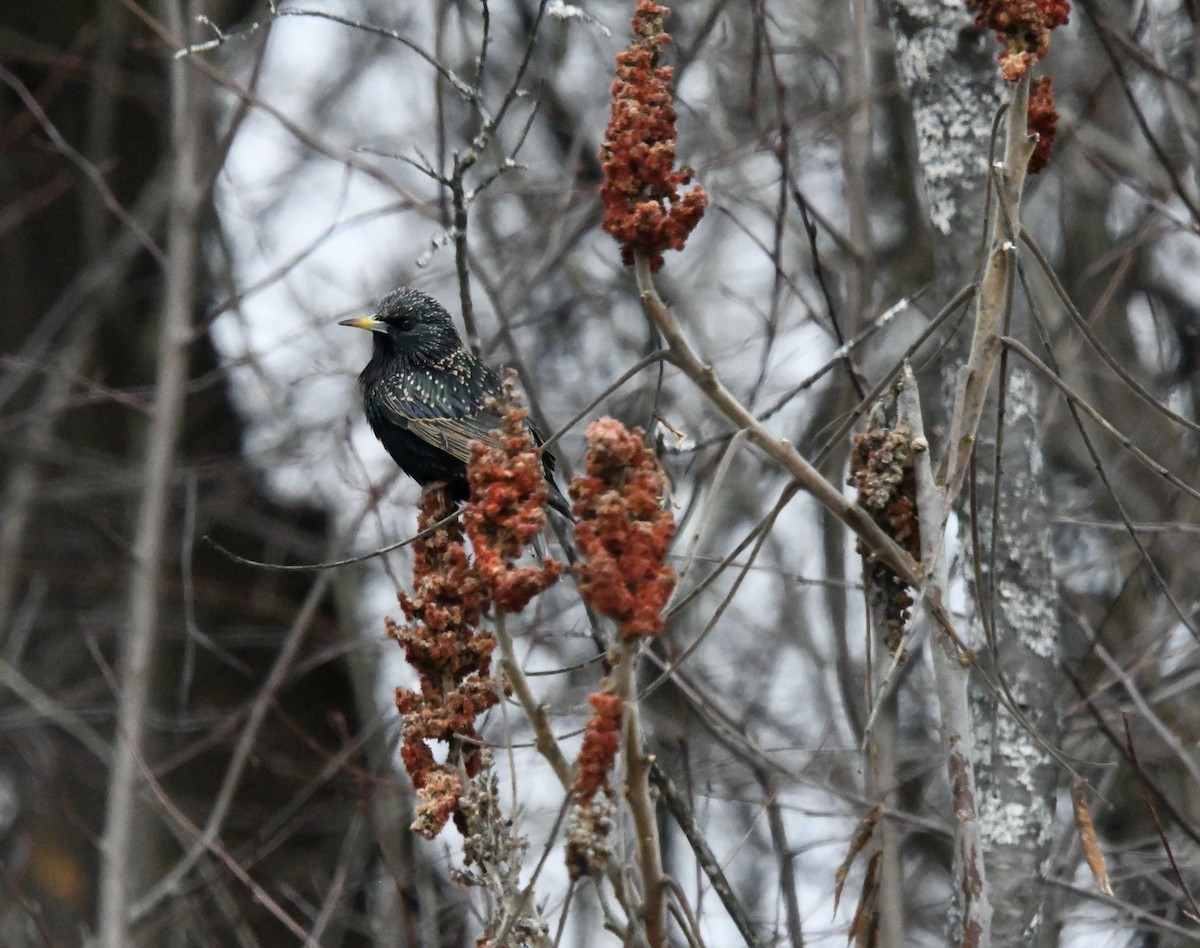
xmin=339 ymin=287 xmax=463 ymax=363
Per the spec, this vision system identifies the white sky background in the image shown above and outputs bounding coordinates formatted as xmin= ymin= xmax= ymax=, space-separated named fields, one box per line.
xmin=202 ymin=1 xmax=1161 ymax=943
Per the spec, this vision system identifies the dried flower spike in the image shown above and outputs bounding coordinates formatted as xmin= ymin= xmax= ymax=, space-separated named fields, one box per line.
xmin=465 ymin=382 xmax=563 ymax=613
xmin=1027 ymin=76 xmax=1058 ymax=174
xmin=567 ymin=687 xmax=621 ymax=879
xmin=848 ymin=425 xmax=920 ymax=653
xmin=569 ymin=418 xmax=676 ymax=638
xmin=565 ymin=795 xmax=616 ymax=880
xmin=388 ymin=388 xmax=562 ymax=838
xmin=599 ymin=0 xmax=707 ymax=271
xmin=391 ymin=490 xmax=495 ymax=837
xmin=573 ymin=689 xmax=623 ymax=801
xmin=969 ymin=0 xmax=1070 ymax=82
xmin=454 ymin=756 xmax=550 ymax=943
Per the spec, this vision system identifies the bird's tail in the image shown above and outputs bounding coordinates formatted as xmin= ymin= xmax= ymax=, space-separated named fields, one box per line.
xmin=546 ymin=482 xmax=573 ymax=521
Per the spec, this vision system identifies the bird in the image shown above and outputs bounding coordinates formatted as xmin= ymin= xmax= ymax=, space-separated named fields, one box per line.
xmin=340 ymin=287 xmax=571 ymax=517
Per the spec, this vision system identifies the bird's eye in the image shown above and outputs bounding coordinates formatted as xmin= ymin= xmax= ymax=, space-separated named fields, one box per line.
xmin=395 ymin=317 xmax=414 ymax=331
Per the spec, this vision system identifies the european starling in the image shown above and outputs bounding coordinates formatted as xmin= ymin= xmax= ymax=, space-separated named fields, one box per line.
xmin=341 ymin=287 xmax=570 ymax=516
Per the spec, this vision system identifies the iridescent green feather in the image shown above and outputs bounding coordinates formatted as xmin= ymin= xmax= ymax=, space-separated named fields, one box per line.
xmin=369 ymin=349 xmax=507 ymax=465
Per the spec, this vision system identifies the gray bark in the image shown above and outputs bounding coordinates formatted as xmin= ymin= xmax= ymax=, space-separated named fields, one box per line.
xmin=966 ymin=367 xmax=1063 ymax=947
xmin=889 ymin=3 xmax=1063 ymax=945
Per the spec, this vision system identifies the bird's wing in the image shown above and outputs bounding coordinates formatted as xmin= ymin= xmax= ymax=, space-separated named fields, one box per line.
xmin=370 ymin=356 xmax=556 ymax=472
xmin=370 ymin=361 xmax=505 ymax=465
xmin=404 ymin=412 xmax=505 ymax=465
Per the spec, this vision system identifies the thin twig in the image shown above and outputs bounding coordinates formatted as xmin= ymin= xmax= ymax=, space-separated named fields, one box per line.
xmin=1001 ymin=336 xmax=1200 ymax=508
xmin=941 ymin=72 xmax=1035 ymax=525
xmin=0 ymin=64 xmax=166 ymax=268
xmin=539 ymin=350 xmax=670 ymax=454
xmin=97 ymin=9 xmax=199 ymax=938
xmin=203 ymin=505 xmax=462 ymax=572
xmin=1020 ymin=229 xmax=1200 ymax=435
xmin=614 ymin=638 xmax=668 ymax=947
xmin=648 ymin=763 xmax=762 ymax=948
xmin=1122 ymin=714 xmax=1200 ymax=922
xmin=906 ymin=360 xmax=992 ymax=946
xmin=632 ymin=255 xmax=922 ymax=589
xmin=274 ymin=8 xmax=479 ymax=102
xmin=494 ymin=614 xmax=574 ymax=787
xmin=811 ymin=283 xmax=975 ymax=468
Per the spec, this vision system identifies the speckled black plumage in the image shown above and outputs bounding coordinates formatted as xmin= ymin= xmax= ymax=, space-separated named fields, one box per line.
xmin=341 ymin=287 xmax=568 ymax=514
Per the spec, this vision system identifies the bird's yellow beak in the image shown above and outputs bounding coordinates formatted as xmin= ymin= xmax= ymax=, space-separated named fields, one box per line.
xmin=339 ymin=316 xmax=388 ymax=332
